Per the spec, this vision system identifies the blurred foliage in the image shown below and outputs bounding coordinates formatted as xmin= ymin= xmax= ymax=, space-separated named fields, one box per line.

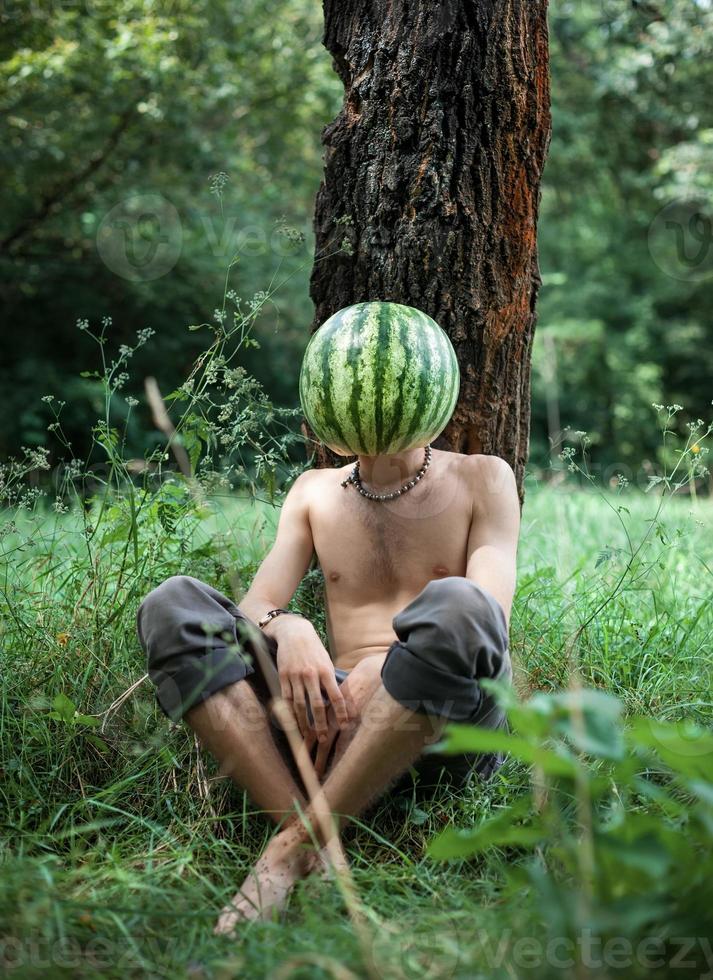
xmin=1 ymin=0 xmax=712 ymax=481
xmin=533 ymin=0 xmax=713 ymax=478
xmin=0 ymin=0 xmax=340 ymax=461
xmin=429 ymin=683 xmax=713 ymax=978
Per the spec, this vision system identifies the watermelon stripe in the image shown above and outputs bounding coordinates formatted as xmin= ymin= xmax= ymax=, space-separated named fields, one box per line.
xmin=414 ymin=331 xmax=440 ymax=445
xmin=373 ymin=309 xmax=389 ymax=452
xmin=408 ymin=307 xmax=452 ymax=449
xmin=392 ymin=308 xmax=421 ymax=450
xmin=420 ymin=328 xmax=454 ymax=442
xmin=418 ymin=314 xmax=446 ymax=442
xmin=400 ymin=311 xmax=433 ymax=449
xmin=382 ymin=313 xmax=409 ymax=450
xmin=346 ymin=316 xmax=366 ymax=452
xmin=318 ymin=322 xmax=348 ymax=449
xmin=436 ymin=332 xmax=459 ymax=436
xmin=359 ymin=304 xmax=377 ymax=454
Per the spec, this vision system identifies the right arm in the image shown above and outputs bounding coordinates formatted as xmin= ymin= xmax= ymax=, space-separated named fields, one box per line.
xmin=238 ymin=470 xmax=350 ymax=739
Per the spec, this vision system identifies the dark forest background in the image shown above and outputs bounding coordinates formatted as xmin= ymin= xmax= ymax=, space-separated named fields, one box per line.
xmin=2 ymin=0 xmax=712 ymax=483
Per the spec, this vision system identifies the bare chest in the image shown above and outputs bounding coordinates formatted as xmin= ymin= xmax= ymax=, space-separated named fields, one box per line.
xmin=309 ymin=460 xmax=472 ymax=599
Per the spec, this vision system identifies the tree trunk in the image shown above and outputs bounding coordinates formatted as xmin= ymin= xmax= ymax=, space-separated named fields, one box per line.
xmin=304 ymin=0 xmax=551 ymax=504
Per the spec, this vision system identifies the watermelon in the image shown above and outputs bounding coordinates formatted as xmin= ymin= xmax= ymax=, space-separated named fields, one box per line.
xmin=299 ymin=301 xmax=460 ymax=456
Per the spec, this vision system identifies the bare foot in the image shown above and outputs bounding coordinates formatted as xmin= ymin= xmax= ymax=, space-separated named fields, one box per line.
xmin=313 ymin=842 xmax=348 ymax=880
xmin=213 ymin=833 xmax=316 ymax=935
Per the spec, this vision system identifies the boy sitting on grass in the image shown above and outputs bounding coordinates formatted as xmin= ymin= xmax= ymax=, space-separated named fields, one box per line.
xmin=137 ymin=443 xmax=519 ymax=930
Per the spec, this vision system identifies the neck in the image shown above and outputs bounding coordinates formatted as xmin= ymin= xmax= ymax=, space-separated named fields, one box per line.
xmin=356 ymin=446 xmax=427 ymax=489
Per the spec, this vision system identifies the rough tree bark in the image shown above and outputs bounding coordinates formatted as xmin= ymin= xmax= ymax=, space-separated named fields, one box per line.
xmin=303 ymin=0 xmax=551 ymax=503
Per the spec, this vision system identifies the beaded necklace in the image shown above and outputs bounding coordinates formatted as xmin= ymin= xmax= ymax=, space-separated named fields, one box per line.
xmin=340 ymin=444 xmax=432 ymax=501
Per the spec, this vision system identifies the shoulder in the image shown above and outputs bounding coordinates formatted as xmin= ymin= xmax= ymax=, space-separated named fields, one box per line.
xmin=286 ymin=467 xmax=323 ymax=495
xmin=285 ymin=465 xmax=343 ymax=501
xmin=459 ymin=454 xmax=519 ymax=516
xmin=460 ymin=453 xmax=516 ymax=489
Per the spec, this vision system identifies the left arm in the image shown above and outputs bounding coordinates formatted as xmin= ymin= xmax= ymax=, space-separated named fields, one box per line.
xmin=463 ymin=455 xmax=521 ymax=628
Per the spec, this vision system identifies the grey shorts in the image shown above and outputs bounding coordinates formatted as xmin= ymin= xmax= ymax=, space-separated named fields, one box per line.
xmin=136 ymin=574 xmax=512 ymax=790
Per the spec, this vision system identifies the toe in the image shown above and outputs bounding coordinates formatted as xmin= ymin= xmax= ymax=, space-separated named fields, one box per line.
xmin=215 ymin=908 xmax=238 ymax=934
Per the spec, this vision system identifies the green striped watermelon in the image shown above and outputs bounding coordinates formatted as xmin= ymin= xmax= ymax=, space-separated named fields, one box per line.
xmin=299 ymin=301 xmax=460 ymax=456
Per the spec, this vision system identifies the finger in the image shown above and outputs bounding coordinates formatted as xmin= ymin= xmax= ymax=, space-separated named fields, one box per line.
xmin=278 ymin=673 xmax=292 ymax=704
xmin=320 ymin=671 xmax=350 ymax=728
xmin=274 ymin=678 xmax=302 ymax=736
xmin=306 ymin=675 xmax=329 ymax=739
xmin=291 ymin=682 xmax=310 ymax=738
xmin=338 ymin=680 xmax=358 ymax=720
xmin=309 ymin=702 xmax=334 ymax=758
xmin=314 ymin=725 xmax=338 ymax=777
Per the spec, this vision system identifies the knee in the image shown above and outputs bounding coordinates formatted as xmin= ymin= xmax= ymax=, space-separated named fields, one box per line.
xmin=140 ymin=574 xmax=199 ymax=607
xmin=421 ymin=576 xmax=505 ymax=634
xmin=383 ymin=577 xmax=512 ymax=721
xmin=138 ymin=574 xmax=202 ymax=616
xmin=391 ymin=576 xmax=509 ymax=681
xmin=423 ymin=575 xmax=479 ymax=608
xmin=136 ymin=575 xmax=203 ymax=645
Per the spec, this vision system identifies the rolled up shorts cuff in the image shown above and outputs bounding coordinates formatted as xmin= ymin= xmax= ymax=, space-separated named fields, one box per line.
xmin=152 ymin=648 xmax=254 ymax=723
xmin=380 ymin=640 xmax=483 ymax=722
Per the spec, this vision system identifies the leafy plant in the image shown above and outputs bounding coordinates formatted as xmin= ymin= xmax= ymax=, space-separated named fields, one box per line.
xmin=47 ymin=693 xmax=109 ymax=754
xmin=429 ymin=683 xmax=713 ymax=978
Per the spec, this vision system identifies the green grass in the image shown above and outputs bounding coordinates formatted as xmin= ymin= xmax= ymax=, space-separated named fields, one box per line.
xmin=1 ymin=482 xmax=712 ymax=978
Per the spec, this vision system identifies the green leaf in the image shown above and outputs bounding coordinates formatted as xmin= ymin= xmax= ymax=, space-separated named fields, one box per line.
xmin=49 ymin=693 xmax=77 ymax=724
xmin=430 ymin=824 xmax=544 ymax=860
xmin=628 ymin=775 xmax=685 ymax=820
xmin=428 ymin=798 xmax=543 ymax=860
xmin=86 ymin=734 xmax=109 ymax=753
xmin=688 ymin=780 xmax=713 ymax=808
xmin=540 ymin=688 xmax=625 ymax=760
xmin=181 ymin=429 xmax=203 ymax=473
xmin=433 ymin=725 xmax=580 ymax=778
xmin=99 ymin=521 xmax=131 ymax=546
xmin=74 ymin=713 xmax=100 ymax=728
xmin=595 ymin=830 xmax=672 ymax=878
xmin=627 ymin=717 xmax=713 ymax=781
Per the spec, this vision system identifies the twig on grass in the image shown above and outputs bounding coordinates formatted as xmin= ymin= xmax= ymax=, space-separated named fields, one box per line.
xmin=97 ymin=673 xmax=149 ymax=734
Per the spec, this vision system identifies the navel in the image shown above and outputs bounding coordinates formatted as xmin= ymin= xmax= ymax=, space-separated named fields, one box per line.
xmin=432 ymin=565 xmax=450 ymax=576
xmin=329 ymin=571 xmax=341 ymax=582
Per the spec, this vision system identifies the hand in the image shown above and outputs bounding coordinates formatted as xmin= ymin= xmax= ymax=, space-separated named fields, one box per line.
xmin=270 ymin=617 xmax=350 ymax=742
xmin=306 ymin=653 xmax=387 ymax=778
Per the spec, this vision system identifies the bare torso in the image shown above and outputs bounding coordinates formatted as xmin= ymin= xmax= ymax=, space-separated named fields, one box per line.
xmin=307 ymin=449 xmax=474 ymax=670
